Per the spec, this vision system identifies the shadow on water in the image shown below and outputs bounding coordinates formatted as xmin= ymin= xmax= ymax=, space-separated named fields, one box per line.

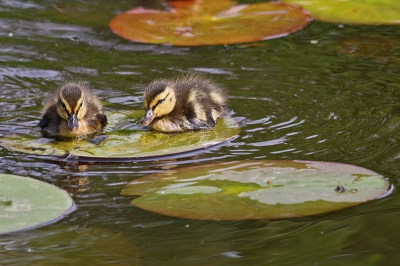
xmin=1 ymin=0 xmax=400 ymax=265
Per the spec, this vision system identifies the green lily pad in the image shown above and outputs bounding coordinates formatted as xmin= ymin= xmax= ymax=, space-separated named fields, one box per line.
xmin=121 ymin=160 xmax=391 ymax=220
xmin=0 ymin=111 xmax=240 ymax=162
xmin=109 ymin=0 xmax=311 ymax=46
xmin=0 ymin=174 xmax=74 ymax=235
xmin=0 ymin=226 xmax=138 ymax=264
xmin=283 ymin=0 xmax=400 ymax=25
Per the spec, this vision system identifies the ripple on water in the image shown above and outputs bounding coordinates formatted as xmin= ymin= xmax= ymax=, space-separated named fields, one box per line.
xmin=0 ymin=67 xmax=59 ymax=80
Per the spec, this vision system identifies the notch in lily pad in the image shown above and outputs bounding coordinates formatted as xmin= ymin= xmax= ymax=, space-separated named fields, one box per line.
xmin=109 ymin=0 xmax=311 ymax=46
xmin=121 ymin=160 xmax=391 ymax=220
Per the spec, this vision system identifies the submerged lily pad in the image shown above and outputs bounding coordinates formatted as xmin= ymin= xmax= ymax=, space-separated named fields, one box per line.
xmin=336 ymin=36 xmax=400 ymax=63
xmin=283 ymin=0 xmax=400 ymax=25
xmin=121 ymin=160 xmax=391 ymax=220
xmin=0 ymin=226 xmax=138 ymax=264
xmin=0 ymin=111 xmax=240 ymax=162
xmin=109 ymin=0 xmax=311 ymax=46
xmin=0 ymin=174 xmax=74 ymax=235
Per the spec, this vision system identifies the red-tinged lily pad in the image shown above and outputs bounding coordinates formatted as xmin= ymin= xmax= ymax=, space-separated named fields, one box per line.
xmin=0 ymin=111 xmax=240 ymax=163
xmin=109 ymin=0 xmax=311 ymax=46
xmin=0 ymin=226 xmax=138 ymax=264
xmin=121 ymin=160 xmax=391 ymax=220
xmin=0 ymin=174 xmax=74 ymax=235
xmin=283 ymin=0 xmax=400 ymax=25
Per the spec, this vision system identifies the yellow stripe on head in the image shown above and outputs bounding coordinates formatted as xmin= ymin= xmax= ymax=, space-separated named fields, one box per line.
xmin=57 ymin=84 xmax=87 ymax=120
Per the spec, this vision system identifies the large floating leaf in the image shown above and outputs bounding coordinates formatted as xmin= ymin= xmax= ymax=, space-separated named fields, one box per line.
xmin=0 ymin=226 xmax=138 ymax=264
xmin=283 ymin=0 xmax=400 ymax=25
xmin=122 ymin=160 xmax=391 ymax=220
xmin=0 ymin=174 xmax=74 ymax=235
xmin=1 ymin=112 xmax=240 ymax=162
xmin=109 ymin=0 xmax=311 ymax=46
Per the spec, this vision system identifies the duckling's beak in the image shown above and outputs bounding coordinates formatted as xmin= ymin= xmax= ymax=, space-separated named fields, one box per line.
xmin=141 ymin=109 xmax=155 ymax=126
xmin=67 ymin=114 xmax=79 ymax=131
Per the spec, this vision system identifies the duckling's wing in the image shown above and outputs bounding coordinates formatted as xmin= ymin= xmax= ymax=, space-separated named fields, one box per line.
xmin=93 ymin=113 xmax=107 ymax=128
xmin=37 ymin=105 xmax=62 ymax=135
xmin=98 ymin=113 xmax=107 ymax=127
xmin=37 ymin=115 xmax=52 ymax=129
xmin=186 ymin=116 xmax=213 ymax=129
xmin=37 ymin=115 xmax=50 ymax=129
xmin=84 ymin=112 xmax=107 ymax=131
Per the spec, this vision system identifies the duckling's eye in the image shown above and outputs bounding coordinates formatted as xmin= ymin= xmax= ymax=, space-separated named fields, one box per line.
xmin=61 ymin=102 xmax=66 ymax=109
xmin=158 ymin=98 xmax=165 ymax=104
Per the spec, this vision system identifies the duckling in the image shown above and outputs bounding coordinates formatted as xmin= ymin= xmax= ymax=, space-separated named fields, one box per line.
xmin=140 ymin=75 xmax=228 ymax=132
xmin=37 ymin=82 xmax=107 ymax=139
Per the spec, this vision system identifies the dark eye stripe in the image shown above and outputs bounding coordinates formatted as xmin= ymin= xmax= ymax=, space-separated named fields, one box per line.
xmin=60 ymin=100 xmax=70 ymax=115
xmin=152 ymin=93 xmax=169 ymax=110
xmin=75 ymin=101 xmax=84 ymax=115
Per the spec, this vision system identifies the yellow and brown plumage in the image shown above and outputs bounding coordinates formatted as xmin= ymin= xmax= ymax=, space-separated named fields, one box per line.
xmin=37 ymin=82 xmax=107 ymax=139
xmin=140 ymin=75 xmax=228 ymax=132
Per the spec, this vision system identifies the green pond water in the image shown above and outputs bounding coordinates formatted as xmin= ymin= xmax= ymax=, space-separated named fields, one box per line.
xmin=1 ymin=0 xmax=400 ymax=265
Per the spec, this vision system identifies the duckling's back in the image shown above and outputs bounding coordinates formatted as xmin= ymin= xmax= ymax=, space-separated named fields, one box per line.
xmin=172 ymin=76 xmax=227 ymax=124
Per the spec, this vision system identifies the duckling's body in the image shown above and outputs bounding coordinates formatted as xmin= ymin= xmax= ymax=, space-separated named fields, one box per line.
xmin=141 ymin=75 xmax=228 ymax=132
xmin=38 ymin=82 xmax=107 ymax=139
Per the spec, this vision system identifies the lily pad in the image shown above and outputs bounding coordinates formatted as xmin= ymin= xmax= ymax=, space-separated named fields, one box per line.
xmin=336 ymin=36 xmax=400 ymax=63
xmin=0 ymin=226 xmax=138 ymax=264
xmin=109 ymin=0 xmax=311 ymax=46
xmin=0 ymin=111 xmax=240 ymax=162
xmin=121 ymin=160 xmax=391 ymax=220
xmin=0 ymin=174 xmax=74 ymax=235
xmin=283 ymin=0 xmax=400 ymax=25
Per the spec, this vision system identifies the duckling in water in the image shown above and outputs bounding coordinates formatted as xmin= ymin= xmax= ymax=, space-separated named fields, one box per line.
xmin=37 ymin=82 xmax=107 ymax=139
xmin=140 ymin=75 xmax=228 ymax=132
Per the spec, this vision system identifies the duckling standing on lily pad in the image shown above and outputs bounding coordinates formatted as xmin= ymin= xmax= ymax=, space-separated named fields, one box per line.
xmin=38 ymin=82 xmax=107 ymax=139
xmin=141 ymin=75 xmax=228 ymax=133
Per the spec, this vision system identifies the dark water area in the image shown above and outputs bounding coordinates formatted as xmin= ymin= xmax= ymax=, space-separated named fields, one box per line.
xmin=1 ymin=0 xmax=400 ymax=265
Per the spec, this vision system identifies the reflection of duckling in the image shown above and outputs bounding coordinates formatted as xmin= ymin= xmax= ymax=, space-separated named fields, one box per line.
xmin=141 ymin=75 xmax=228 ymax=132
xmin=37 ymin=82 xmax=107 ymax=139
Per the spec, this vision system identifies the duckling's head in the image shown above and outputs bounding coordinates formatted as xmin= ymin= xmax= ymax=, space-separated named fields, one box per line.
xmin=56 ymin=84 xmax=87 ymax=131
xmin=141 ymin=82 xmax=176 ymax=126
